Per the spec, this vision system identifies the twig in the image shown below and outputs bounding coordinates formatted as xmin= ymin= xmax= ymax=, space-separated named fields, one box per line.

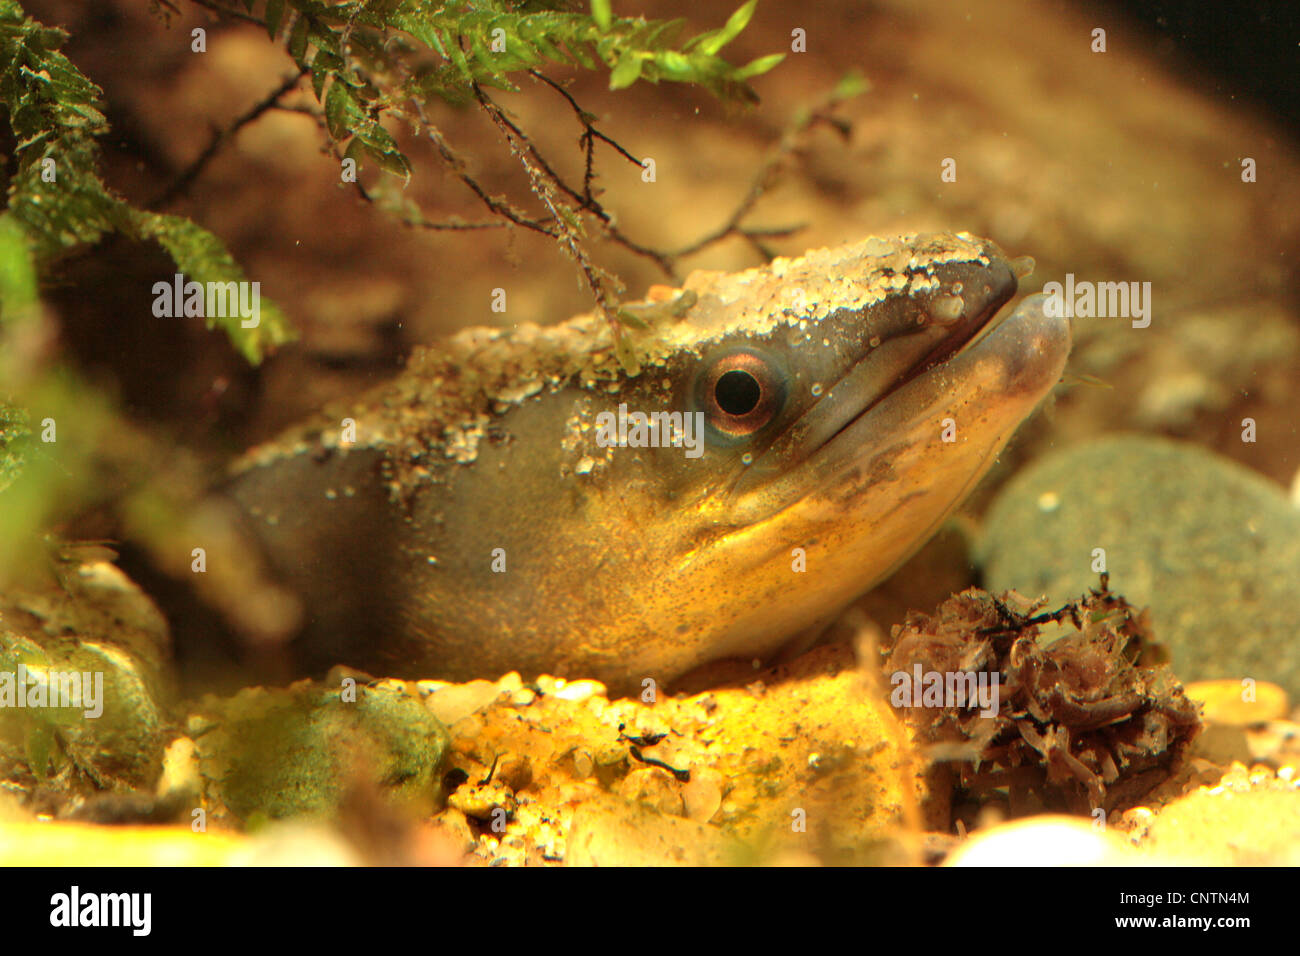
xmin=182 ymin=2 xmax=857 ymax=308
xmin=304 ymin=106 xmax=510 ymax=233
xmin=665 ymin=95 xmax=853 ymax=260
xmin=408 ymin=103 xmax=558 ymax=237
xmin=186 ymin=0 xmax=263 ymax=27
xmin=528 ymin=71 xmax=643 ymax=172
xmin=473 ymin=82 xmax=621 ymax=319
xmin=151 ymin=67 xmax=309 ymax=208
xmin=524 ymin=68 xmax=827 ymax=277
xmin=524 ymin=71 xmax=676 ymax=278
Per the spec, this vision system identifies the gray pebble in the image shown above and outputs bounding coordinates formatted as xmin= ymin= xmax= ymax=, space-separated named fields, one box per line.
xmin=979 ymin=435 xmax=1300 ymax=700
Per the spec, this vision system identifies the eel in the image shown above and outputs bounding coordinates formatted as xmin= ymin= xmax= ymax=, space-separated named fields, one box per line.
xmin=216 ymin=232 xmax=1070 ymax=690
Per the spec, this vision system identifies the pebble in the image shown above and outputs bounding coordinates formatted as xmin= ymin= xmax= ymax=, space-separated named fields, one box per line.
xmin=423 ymin=678 xmax=508 ymax=724
xmin=681 ymin=769 xmax=724 ymax=823
xmin=198 ymin=680 xmax=452 ymax=821
xmin=544 ymin=678 xmax=607 ymax=702
xmin=944 ymin=816 xmax=1141 ymax=866
xmin=1185 ymin=679 xmax=1288 ymax=726
xmin=980 ymin=435 xmax=1300 ymax=701
xmin=496 ymin=754 xmax=534 ymax=793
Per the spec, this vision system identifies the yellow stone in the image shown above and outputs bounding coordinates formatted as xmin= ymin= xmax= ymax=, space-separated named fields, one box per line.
xmin=1186 ymin=679 xmax=1288 ymax=726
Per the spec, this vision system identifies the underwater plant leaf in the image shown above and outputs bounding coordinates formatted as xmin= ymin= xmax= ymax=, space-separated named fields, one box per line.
xmin=125 ymin=212 xmax=297 ymax=365
xmin=608 ymin=48 xmax=644 ymax=90
xmin=361 ymin=1 xmax=778 ymax=103
xmin=732 ymin=52 xmax=785 ymax=82
xmin=0 ymin=213 xmax=38 ymax=326
xmin=0 ymin=1 xmax=295 ymax=364
xmin=684 ymin=0 xmax=756 ymax=56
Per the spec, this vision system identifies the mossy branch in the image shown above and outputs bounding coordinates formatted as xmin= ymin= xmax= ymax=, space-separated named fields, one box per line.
xmin=176 ymin=1 xmax=787 ymax=324
xmin=179 ymin=0 xmax=784 ymax=187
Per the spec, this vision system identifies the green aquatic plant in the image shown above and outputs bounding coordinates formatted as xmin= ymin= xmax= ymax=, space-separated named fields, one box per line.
xmin=1 ymin=0 xmax=785 ymax=366
xmin=0 ymin=0 xmax=295 ymax=361
xmin=216 ymin=0 xmax=785 ymax=321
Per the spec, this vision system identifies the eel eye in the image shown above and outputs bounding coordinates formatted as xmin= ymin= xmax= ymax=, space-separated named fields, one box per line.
xmin=698 ymin=349 xmax=785 ymax=439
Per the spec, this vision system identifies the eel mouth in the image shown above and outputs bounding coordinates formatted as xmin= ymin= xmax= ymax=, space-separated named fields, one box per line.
xmin=817 ymin=253 xmax=1043 ymax=444
xmin=772 ymin=288 xmax=1020 ymax=469
xmin=887 ymin=296 xmax=1011 ymax=397
xmin=729 ymin=290 xmax=1071 ymax=521
xmin=890 ymin=256 xmax=1039 ymax=393
xmin=833 ymin=290 xmax=1070 ymax=457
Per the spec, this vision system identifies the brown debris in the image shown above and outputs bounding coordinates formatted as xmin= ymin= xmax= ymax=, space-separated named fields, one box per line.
xmin=883 ymin=576 xmax=1202 ymax=817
